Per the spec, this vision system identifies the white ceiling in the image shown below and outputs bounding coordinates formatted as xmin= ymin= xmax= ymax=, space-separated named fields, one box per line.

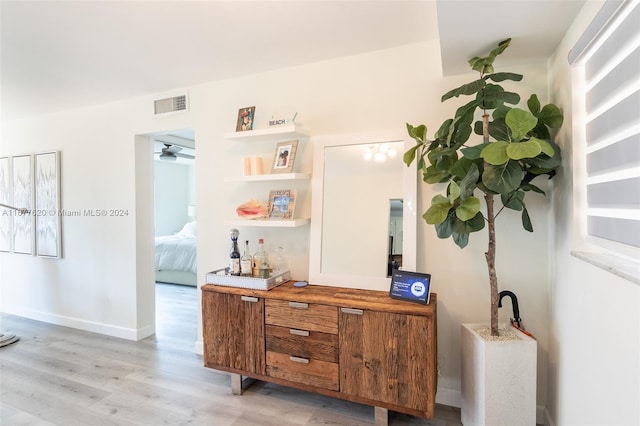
xmin=0 ymin=1 xmax=586 ymax=121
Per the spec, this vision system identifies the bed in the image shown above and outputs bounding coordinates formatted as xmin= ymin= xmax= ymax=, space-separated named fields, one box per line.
xmin=155 ymin=221 xmax=197 ymax=286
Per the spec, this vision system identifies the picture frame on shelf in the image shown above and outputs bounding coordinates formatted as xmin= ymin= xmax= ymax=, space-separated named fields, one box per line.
xmin=268 ymin=189 xmax=296 ymax=220
xmin=271 ymin=140 xmax=298 ymax=174
xmin=236 ymin=106 xmax=255 ymax=132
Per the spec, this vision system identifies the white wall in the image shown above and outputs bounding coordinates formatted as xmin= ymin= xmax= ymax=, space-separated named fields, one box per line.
xmin=0 ymin=40 xmax=557 ymax=413
xmin=154 ymin=160 xmax=192 ymax=236
xmin=547 ymin=2 xmax=640 ymax=425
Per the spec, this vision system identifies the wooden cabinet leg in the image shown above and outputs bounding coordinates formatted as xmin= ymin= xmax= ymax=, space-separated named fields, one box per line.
xmin=230 ymin=373 xmax=242 ymax=395
xmin=374 ymin=407 xmax=388 ymax=426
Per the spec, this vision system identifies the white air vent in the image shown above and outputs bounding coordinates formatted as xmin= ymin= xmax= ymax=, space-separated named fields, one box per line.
xmin=154 ymin=94 xmax=188 ymax=115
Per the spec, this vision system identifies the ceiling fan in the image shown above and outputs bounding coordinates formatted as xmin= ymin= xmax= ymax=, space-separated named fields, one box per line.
xmin=155 ymin=143 xmax=195 ymax=161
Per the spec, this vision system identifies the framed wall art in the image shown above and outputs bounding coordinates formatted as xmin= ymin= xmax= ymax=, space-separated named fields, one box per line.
xmin=12 ymin=154 xmax=34 ymax=255
xmin=268 ymin=189 xmax=296 ymax=220
xmin=271 ymin=140 xmax=298 ymax=174
xmin=0 ymin=156 xmax=12 ymax=252
xmin=35 ymin=151 xmax=61 ymax=258
xmin=236 ymin=106 xmax=255 ymax=131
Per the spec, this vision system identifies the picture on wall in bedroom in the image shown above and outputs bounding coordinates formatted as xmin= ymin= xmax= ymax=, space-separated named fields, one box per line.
xmin=12 ymin=154 xmax=34 ymax=255
xmin=35 ymin=151 xmax=61 ymax=258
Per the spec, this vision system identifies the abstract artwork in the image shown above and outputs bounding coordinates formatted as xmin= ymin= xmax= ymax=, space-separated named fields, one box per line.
xmin=0 ymin=157 xmax=11 ymax=252
xmin=35 ymin=151 xmax=61 ymax=258
xmin=12 ymin=154 xmax=34 ymax=255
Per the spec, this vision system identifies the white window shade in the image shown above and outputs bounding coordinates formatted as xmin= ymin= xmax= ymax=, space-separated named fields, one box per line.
xmin=571 ymin=0 xmax=640 ymax=250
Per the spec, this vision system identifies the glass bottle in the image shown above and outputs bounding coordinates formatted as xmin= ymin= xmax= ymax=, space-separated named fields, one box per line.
xmin=240 ymin=240 xmax=252 ymax=276
xmin=229 ymin=228 xmax=241 ymax=276
xmin=253 ymin=238 xmax=270 ymax=278
xmin=272 ymin=245 xmax=288 ymax=274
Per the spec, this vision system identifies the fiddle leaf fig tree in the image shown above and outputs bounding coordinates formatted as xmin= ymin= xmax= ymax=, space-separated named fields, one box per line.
xmin=404 ymin=39 xmax=563 ymax=336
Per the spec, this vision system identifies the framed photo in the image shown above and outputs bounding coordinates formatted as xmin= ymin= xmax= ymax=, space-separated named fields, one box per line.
xmin=35 ymin=151 xmax=61 ymax=258
xmin=271 ymin=140 xmax=298 ymax=174
xmin=12 ymin=154 xmax=34 ymax=255
xmin=268 ymin=189 xmax=297 ymax=220
xmin=0 ymin=157 xmax=12 ymax=252
xmin=236 ymin=106 xmax=255 ymax=131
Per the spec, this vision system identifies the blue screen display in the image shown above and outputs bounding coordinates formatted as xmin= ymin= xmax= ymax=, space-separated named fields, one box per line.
xmin=389 ymin=270 xmax=431 ymax=304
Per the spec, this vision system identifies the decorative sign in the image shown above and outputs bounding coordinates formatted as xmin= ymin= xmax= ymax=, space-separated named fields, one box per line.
xmin=268 ymin=112 xmax=297 ymax=127
xmin=389 ymin=270 xmax=432 ymax=305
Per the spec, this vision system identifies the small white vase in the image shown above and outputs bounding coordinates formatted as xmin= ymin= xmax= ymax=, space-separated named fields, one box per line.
xmin=461 ymin=323 xmax=537 ymax=426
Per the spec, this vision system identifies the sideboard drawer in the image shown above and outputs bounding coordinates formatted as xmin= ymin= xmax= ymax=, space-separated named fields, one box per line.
xmin=265 ymin=324 xmax=338 ymax=363
xmin=265 ymin=299 xmax=338 ymax=334
xmin=266 ymin=351 xmax=339 ymax=391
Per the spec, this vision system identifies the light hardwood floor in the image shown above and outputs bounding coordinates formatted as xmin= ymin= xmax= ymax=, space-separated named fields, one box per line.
xmin=0 ymin=283 xmax=462 ymax=426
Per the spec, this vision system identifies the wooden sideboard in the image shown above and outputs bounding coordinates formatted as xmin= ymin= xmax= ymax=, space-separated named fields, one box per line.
xmin=202 ymin=281 xmax=437 ymax=425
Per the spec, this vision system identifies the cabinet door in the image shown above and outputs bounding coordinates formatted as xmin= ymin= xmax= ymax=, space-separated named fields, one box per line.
xmin=202 ymin=292 xmax=265 ymax=375
xmin=339 ymin=309 xmax=433 ymax=412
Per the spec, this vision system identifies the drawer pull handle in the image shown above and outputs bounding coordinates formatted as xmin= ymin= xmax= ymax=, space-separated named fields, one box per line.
xmin=290 ymin=329 xmax=309 ymax=337
xmin=341 ymin=307 xmax=364 ymax=315
xmin=241 ymin=296 xmax=259 ymax=303
xmin=288 ymin=301 xmax=308 ymax=309
xmin=289 ymin=356 xmax=310 ymax=364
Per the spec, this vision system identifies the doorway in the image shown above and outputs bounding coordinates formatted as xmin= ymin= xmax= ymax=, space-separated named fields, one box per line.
xmin=152 ymin=130 xmax=197 ymax=351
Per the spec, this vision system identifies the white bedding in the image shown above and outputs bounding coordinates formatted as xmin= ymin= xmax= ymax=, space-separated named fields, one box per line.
xmin=155 ymin=222 xmax=197 ymax=274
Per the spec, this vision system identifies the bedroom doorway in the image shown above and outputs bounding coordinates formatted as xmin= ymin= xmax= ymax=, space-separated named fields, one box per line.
xmin=152 ymin=130 xmax=198 ymax=352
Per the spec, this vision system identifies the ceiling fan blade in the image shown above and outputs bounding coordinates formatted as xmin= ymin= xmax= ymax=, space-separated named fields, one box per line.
xmin=176 ymin=153 xmax=195 ymax=159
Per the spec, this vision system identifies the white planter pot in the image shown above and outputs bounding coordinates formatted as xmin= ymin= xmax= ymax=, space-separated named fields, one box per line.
xmin=461 ymin=323 xmax=537 ymax=426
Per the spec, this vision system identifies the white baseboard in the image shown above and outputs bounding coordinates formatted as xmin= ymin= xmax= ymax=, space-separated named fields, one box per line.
xmin=2 ymin=306 xmax=151 ymax=341
xmin=436 ymin=386 xmax=462 ymax=408
xmin=194 ymin=339 xmax=204 ymax=355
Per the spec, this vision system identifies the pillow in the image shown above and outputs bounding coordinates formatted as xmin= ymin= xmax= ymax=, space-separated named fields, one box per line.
xmin=178 ymin=221 xmax=196 ymax=237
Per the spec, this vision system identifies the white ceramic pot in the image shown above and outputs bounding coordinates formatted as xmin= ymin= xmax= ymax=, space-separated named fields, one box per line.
xmin=461 ymin=323 xmax=537 ymax=426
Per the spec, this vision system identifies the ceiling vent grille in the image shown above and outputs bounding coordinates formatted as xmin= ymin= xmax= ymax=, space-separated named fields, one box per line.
xmin=154 ymin=94 xmax=188 ymax=115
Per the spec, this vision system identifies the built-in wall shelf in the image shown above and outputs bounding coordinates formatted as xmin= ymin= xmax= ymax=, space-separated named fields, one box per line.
xmin=224 ymin=125 xmax=310 ymax=142
xmin=224 ymin=173 xmax=310 ymax=182
xmin=224 ymin=218 xmax=310 ymax=228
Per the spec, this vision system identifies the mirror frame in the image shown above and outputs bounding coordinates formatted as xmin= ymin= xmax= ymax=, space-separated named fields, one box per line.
xmin=309 ymin=129 xmax=417 ymax=290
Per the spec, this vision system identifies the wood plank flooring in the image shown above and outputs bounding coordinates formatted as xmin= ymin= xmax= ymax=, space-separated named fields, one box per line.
xmin=0 ymin=283 xmax=462 ymax=425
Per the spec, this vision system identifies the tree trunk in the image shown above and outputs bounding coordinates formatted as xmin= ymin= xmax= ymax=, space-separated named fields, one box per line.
xmin=482 ymin=113 xmax=499 ymax=336
xmin=485 ymin=193 xmax=499 ymax=336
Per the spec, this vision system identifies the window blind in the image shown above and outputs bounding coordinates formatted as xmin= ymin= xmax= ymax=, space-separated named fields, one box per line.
xmin=570 ymin=0 xmax=640 ymax=249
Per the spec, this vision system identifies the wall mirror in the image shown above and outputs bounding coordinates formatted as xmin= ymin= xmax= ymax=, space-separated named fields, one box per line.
xmin=309 ymin=130 xmax=417 ymax=291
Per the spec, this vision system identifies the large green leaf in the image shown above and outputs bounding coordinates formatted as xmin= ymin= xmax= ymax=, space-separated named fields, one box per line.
xmin=442 ymin=79 xmax=486 ymax=101
xmin=450 ymin=157 xmax=474 ymax=180
xmin=506 ymin=140 xmax=542 ymax=160
xmin=481 ymin=141 xmax=509 ymax=165
xmin=435 ymin=214 xmax=454 ymax=238
xmin=459 ymin=162 xmax=480 ymax=197
xmin=527 ymin=94 xmax=541 ymax=116
xmin=487 ymin=72 xmax=523 ymax=83
xmin=422 ymin=165 xmax=450 ymax=183
xmin=407 ymin=123 xmax=427 ymax=142
xmin=521 ymin=182 xmax=545 ymax=195
xmin=403 ymin=145 xmax=419 ymax=166
xmin=530 ymin=137 xmax=555 ymax=157
xmin=424 ymin=195 xmax=452 ymax=224
xmin=452 ymin=232 xmax=469 ymax=248
xmin=522 ymin=207 xmax=533 ymax=232
xmin=456 ymin=196 xmax=481 ymax=221
xmin=461 ymin=143 xmax=491 ymax=160
xmin=483 ymin=160 xmax=523 ymax=193
xmin=498 ymin=91 xmax=521 ymax=105
xmin=448 ymin=181 xmax=461 ymax=204
xmin=506 ymin=108 xmax=537 ymax=141
xmin=488 ymin=118 xmax=511 ymax=141
xmin=525 ymin=140 xmax=562 ymax=169
xmin=452 ymin=212 xmax=486 ymax=234
xmin=435 ymin=119 xmax=454 ymax=140
xmin=501 ymin=190 xmax=524 ymax=211
xmin=538 ymin=104 xmax=564 ymax=128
